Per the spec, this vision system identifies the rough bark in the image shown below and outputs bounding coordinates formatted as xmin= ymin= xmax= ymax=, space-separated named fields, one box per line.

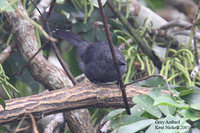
xmin=0 ymin=82 xmax=165 ymax=124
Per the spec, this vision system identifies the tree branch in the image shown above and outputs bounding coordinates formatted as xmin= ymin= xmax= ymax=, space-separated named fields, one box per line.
xmin=0 ymin=82 xmax=166 ymax=124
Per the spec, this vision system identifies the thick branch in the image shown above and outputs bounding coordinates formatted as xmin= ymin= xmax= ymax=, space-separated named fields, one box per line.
xmin=0 ymin=82 xmax=160 ymax=124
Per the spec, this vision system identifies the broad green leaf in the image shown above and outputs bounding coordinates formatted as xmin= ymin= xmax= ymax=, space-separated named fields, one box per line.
xmin=181 ymin=110 xmax=200 ymax=121
xmin=0 ymin=97 xmax=5 ymax=109
xmin=110 ymin=115 xmax=146 ymax=129
xmin=179 ymin=89 xmax=194 ymax=97
xmin=103 ymin=109 xmax=125 ymax=122
xmin=174 ymin=86 xmax=191 ymax=92
xmin=90 ymin=0 xmax=107 ymax=8
xmin=174 ymin=86 xmax=194 ymax=97
xmin=130 ymin=105 xmax=145 ymax=116
xmin=111 ymin=119 xmax=155 ymax=133
xmin=158 ymin=105 xmax=176 ymax=116
xmin=190 ymin=104 xmax=200 ymax=110
xmin=154 ymin=96 xmax=189 ymax=109
xmin=133 ymin=95 xmax=162 ymax=118
xmin=146 ymin=123 xmax=159 ymax=133
xmin=150 ymin=88 xmax=176 ymax=116
xmin=183 ymin=93 xmax=200 ymax=105
xmin=149 ymin=88 xmax=162 ymax=98
xmin=139 ymin=77 xmax=165 ymax=87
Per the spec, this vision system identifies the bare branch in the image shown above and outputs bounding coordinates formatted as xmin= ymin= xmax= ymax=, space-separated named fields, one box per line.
xmin=0 ymin=82 xmax=167 ymax=124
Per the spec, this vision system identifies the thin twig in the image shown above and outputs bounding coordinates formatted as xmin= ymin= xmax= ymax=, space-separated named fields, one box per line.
xmin=14 ymin=114 xmax=27 ymax=133
xmin=97 ymin=0 xmax=131 ymax=115
xmin=124 ymin=74 xmax=171 ymax=94
xmin=15 ymin=126 xmax=30 ymax=133
xmin=29 ymin=114 xmax=39 ymax=133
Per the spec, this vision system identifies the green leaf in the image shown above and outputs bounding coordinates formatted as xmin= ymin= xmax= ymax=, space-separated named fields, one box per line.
xmin=139 ymin=77 xmax=165 ymax=87
xmin=154 ymin=95 xmax=189 ymax=109
xmin=149 ymin=88 xmax=176 ymax=116
xmin=111 ymin=119 xmax=155 ymax=133
xmin=174 ymin=86 xmax=191 ymax=92
xmin=103 ymin=109 xmax=125 ymax=122
xmin=130 ymin=105 xmax=145 ymax=116
xmin=0 ymin=97 xmax=6 ymax=109
xmin=181 ymin=110 xmax=200 ymax=121
xmin=183 ymin=93 xmax=200 ymax=105
xmin=179 ymin=89 xmax=194 ymax=97
xmin=158 ymin=105 xmax=176 ymax=116
xmin=174 ymin=86 xmax=194 ymax=97
xmin=110 ymin=115 xmax=146 ymax=129
xmin=71 ymin=21 xmax=93 ymax=33
xmin=90 ymin=0 xmax=107 ymax=8
xmin=96 ymin=28 xmax=107 ymax=41
xmin=133 ymin=95 xmax=162 ymax=118
xmin=190 ymin=104 xmax=200 ymax=110
xmin=149 ymin=88 xmax=162 ymax=98
xmin=84 ymin=29 xmax=96 ymax=42
xmin=145 ymin=123 xmax=159 ymax=133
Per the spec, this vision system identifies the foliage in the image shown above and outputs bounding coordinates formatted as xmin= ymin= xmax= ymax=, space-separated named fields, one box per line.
xmin=0 ymin=0 xmax=200 ymax=132
xmin=0 ymin=64 xmax=19 ymax=108
xmin=103 ymin=79 xmax=200 ymax=132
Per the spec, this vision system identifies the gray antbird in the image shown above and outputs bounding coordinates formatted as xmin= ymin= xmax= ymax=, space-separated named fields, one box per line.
xmin=54 ymin=29 xmax=127 ymax=83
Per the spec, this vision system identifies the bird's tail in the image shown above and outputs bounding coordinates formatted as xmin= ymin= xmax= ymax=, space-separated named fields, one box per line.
xmin=53 ymin=29 xmax=87 ymax=47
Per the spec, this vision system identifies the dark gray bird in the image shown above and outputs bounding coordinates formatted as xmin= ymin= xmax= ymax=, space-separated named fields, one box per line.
xmin=54 ymin=30 xmax=127 ymax=83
